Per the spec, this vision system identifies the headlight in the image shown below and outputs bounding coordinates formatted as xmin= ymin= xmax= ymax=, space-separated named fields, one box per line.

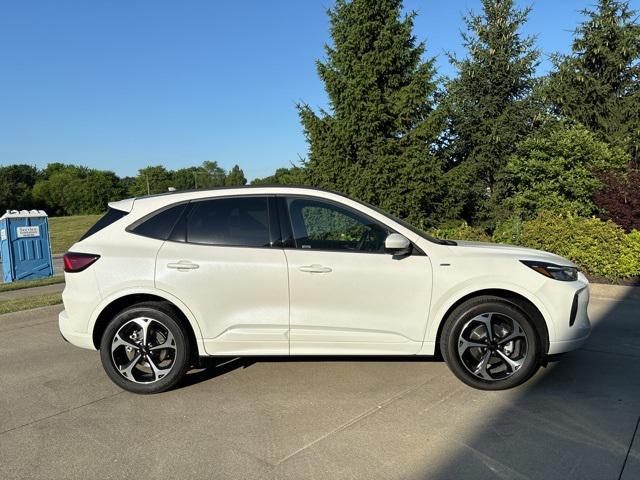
xmin=520 ymin=260 xmax=578 ymax=281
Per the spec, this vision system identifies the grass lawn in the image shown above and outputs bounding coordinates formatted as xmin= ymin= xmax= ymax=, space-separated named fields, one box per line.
xmin=0 ymin=275 xmax=64 ymax=293
xmin=0 ymin=292 xmax=62 ymax=315
xmin=48 ymin=214 xmax=102 ymax=253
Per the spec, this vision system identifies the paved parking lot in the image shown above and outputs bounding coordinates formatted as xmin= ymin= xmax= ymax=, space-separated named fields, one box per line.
xmin=0 ymin=295 xmax=638 ymax=480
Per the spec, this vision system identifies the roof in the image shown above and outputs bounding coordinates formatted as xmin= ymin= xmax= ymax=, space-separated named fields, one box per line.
xmin=1 ymin=209 xmax=48 ymax=220
xmin=108 ymin=185 xmax=353 ymax=213
xmin=133 ymin=184 xmax=341 ymax=201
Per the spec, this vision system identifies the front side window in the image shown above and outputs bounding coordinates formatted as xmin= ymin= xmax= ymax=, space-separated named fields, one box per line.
xmin=286 ymin=197 xmax=389 ymax=253
xmin=186 ymin=197 xmax=270 ymax=247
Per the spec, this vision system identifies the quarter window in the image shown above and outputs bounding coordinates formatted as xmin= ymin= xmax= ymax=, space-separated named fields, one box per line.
xmin=129 ymin=203 xmax=187 ymax=240
xmin=186 ymin=197 xmax=270 ymax=247
xmin=286 ymin=198 xmax=389 ymax=253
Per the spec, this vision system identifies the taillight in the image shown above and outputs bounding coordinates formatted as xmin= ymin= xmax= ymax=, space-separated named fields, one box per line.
xmin=63 ymin=252 xmax=100 ymax=273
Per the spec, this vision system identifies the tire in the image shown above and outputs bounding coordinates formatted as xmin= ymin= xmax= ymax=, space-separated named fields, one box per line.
xmin=99 ymin=301 xmax=191 ymax=394
xmin=440 ymin=296 xmax=542 ymax=390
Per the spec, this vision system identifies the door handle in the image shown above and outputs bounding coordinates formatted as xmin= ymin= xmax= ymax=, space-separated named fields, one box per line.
xmin=167 ymin=260 xmax=200 ymax=271
xmin=299 ymin=264 xmax=332 ymax=273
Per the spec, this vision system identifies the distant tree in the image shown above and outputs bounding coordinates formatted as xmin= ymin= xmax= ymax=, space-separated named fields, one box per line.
xmin=118 ymin=176 xmax=136 ymax=196
xmin=130 ymin=166 xmax=173 ymax=196
xmin=503 ymin=122 xmax=629 ymax=218
xmin=81 ymin=170 xmax=124 ymax=213
xmin=0 ymin=164 xmax=38 ymax=213
xmin=545 ymin=0 xmax=640 ymax=164
xmin=196 ymin=161 xmax=226 ymax=188
xmin=225 ymin=165 xmax=247 ymax=186
xmin=298 ymin=0 xmax=444 ymax=226
xmin=172 ymin=167 xmax=201 ymax=191
xmin=251 ymin=166 xmax=307 ymax=185
xmin=32 ymin=164 xmax=123 ymax=215
xmin=32 ymin=166 xmax=84 ymax=215
xmin=441 ymin=0 xmax=540 ymax=225
xmin=593 ymin=167 xmax=640 ymax=232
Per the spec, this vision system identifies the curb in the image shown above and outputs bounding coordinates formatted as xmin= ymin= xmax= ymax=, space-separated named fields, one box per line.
xmin=590 ymin=283 xmax=640 ymax=302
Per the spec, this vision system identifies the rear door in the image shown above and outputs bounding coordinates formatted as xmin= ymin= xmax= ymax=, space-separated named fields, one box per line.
xmin=155 ymin=195 xmax=290 ymax=355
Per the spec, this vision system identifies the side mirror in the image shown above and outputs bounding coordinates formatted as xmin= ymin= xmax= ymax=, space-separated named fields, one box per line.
xmin=385 ymin=233 xmax=411 ymax=255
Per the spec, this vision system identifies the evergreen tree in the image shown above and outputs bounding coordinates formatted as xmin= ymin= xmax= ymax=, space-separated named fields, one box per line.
xmin=298 ymin=0 xmax=444 ymax=227
xmin=546 ymin=0 xmax=640 ymax=165
xmin=225 ymin=165 xmax=247 ymax=186
xmin=442 ymin=0 xmax=540 ymax=224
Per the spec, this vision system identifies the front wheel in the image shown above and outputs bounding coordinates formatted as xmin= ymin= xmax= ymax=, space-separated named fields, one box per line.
xmin=99 ymin=302 xmax=191 ymax=394
xmin=440 ymin=296 xmax=543 ymax=390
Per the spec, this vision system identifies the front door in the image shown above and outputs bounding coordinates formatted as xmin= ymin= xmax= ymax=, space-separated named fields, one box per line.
xmin=281 ymin=196 xmax=432 ymax=355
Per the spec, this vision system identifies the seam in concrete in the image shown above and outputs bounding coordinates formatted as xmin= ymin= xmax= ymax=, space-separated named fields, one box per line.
xmin=0 ymin=391 xmax=124 ymax=436
xmin=441 ymin=433 xmax=533 ymax=480
xmin=0 ymin=319 xmax=59 ymax=333
xmin=590 ymin=283 xmax=640 ymax=303
xmin=581 ymin=347 xmax=640 ymax=359
xmin=275 ymin=376 xmax=450 ymax=465
xmin=619 ymin=415 xmax=640 ymax=480
xmin=591 ymin=295 xmax=640 ymax=305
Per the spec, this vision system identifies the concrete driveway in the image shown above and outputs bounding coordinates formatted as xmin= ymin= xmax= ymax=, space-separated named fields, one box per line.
xmin=0 ymin=295 xmax=638 ymax=480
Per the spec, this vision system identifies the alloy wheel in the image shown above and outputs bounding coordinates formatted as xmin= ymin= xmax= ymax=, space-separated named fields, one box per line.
xmin=110 ymin=317 xmax=177 ymax=384
xmin=457 ymin=312 xmax=528 ymax=381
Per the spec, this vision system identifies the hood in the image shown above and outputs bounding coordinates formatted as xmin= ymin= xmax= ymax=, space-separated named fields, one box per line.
xmin=449 ymin=240 xmax=575 ymax=267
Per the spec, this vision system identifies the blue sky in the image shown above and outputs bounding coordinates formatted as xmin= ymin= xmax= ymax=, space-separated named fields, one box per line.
xmin=1 ymin=0 xmax=636 ymax=181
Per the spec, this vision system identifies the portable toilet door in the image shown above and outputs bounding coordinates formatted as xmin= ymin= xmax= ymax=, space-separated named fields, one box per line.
xmin=0 ymin=210 xmax=54 ymax=283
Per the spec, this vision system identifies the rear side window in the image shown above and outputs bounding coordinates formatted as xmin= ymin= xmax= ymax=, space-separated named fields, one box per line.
xmin=129 ymin=203 xmax=187 ymax=240
xmin=186 ymin=197 xmax=270 ymax=247
xmin=79 ymin=208 xmax=128 ymax=241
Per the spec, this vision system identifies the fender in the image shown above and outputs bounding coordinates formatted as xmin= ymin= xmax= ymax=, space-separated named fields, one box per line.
xmin=86 ymin=286 xmax=207 ymax=356
xmin=419 ymin=277 xmax=554 ymax=355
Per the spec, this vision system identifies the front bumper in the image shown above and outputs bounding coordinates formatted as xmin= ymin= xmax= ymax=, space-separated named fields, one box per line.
xmin=546 ymin=284 xmax=591 ymax=355
xmin=58 ymin=309 xmax=96 ymax=350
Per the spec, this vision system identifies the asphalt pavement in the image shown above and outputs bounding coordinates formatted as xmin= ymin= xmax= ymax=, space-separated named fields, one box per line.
xmin=0 ymin=294 xmax=638 ymax=480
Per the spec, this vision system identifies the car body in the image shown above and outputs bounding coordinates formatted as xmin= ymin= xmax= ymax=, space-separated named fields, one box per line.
xmin=59 ymin=186 xmax=591 ymax=393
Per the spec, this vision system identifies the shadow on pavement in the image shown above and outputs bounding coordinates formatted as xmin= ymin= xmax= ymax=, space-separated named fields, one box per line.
xmin=423 ymin=291 xmax=640 ymax=480
xmin=177 ymin=355 xmax=440 ymax=390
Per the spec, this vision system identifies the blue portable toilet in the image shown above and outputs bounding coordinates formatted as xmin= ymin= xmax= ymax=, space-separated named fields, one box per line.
xmin=0 ymin=210 xmax=54 ymax=283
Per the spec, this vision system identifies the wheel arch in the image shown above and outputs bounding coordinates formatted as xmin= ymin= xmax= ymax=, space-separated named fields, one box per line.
xmin=432 ymin=288 xmax=550 ymax=356
xmin=90 ymin=290 xmax=204 ymax=357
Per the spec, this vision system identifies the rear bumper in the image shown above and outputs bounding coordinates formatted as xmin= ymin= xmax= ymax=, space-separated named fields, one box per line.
xmin=58 ymin=309 xmax=96 ymax=350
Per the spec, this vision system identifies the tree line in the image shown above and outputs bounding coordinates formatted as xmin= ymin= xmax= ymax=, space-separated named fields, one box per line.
xmin=262 ymin=0 xmax=640 ymax=233
xmin=1 ymin=0 xmax=638 ymax=235
xmin=0 ymin=161 xmax=246 ymax=216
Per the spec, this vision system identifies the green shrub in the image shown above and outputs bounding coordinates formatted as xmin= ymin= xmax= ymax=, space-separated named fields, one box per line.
xmin=492 ymin=215 xmax=524 ymax=245
xmin=429 ymin=222 xmax=491 ymax=242
xmin=520 ymin=212 xmax=640 ymax=279
xmin=504 ymin=123 xmax=629 ymax=218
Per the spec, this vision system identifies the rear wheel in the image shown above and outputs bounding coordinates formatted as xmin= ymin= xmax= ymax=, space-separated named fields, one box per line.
xmin=99 ymin=302 xmax=190 ymax=394
xmin=440 ymin=296 xmax=542 ymax=390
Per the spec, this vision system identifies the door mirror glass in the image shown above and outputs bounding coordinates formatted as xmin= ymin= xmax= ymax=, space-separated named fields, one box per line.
xmin=384 ymin=233 xmax=411 ymax=255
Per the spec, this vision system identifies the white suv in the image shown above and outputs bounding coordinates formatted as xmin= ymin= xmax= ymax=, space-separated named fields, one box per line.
xmin=59 ymin=186 xmax=591 ymax=393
